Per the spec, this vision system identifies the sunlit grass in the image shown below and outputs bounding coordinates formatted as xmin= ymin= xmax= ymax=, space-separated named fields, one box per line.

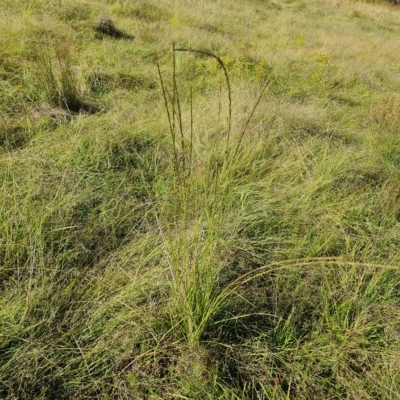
xmin=1 ymin=0 xmax=400 ymax=398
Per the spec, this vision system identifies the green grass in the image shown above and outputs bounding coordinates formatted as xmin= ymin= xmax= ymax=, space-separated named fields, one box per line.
xmin=1 ymin=0 xmax=400 ymax=398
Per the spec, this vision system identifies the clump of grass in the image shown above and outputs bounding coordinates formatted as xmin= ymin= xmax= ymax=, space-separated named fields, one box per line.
xmin=31 ymin=40 xmax=93 ymax=113
xmin=155 ymin=47 xmax=231 ymax=346
xmin=155 ymin=45 xmax=272 ymax=348
xmin=0 ymin=124 xmax=30 ymax=151
xmin=152 ymin=39 xmax=400 ymax=397
xmin=93 ymin=14 xmax=134 ymax=39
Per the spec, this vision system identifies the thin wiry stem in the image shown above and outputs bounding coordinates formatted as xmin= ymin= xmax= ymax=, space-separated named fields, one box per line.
xmin=171 ymin=48 xmax=176 ymax=148
xmin=0 ymin=110 xmax=9 ymax=143
xmin=157 ymin=62 xmax=180 ymax=178
xmin=157 ymin=63 xmax=173 ymax=141
xmin=190 ymin=86 xmax=193 ymax=175
xmin=268 ymin=61 xmax=293 ymax=130
xmin=233 ymin=76 xmax=272 ymax=157
xmin=0 ymin=110 xmax=9 ymax=130
xmin=218 ymin=257 xmax=400 ymax=308
xmin=172 ymin=43 xmax=185 ymax=173
xmin=218 ymin=77 xmax=222 ymax=122
xmin=174 ymin=47 xmax=232 ymax=144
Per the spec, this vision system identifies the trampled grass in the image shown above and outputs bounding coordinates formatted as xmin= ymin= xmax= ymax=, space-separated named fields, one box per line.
xmin=1 ymin=0 xmax=400 ymax=398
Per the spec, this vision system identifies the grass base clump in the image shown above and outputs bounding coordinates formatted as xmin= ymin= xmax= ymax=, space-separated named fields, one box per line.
xmin=93 ymin=14 xmax=134 ymax=40
xmin=30 ymin=39 xmax=96 ymax=114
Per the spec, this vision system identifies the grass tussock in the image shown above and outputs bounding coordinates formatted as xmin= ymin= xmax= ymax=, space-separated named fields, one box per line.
xmin=1 ymin=0 xmax=400 ymax=398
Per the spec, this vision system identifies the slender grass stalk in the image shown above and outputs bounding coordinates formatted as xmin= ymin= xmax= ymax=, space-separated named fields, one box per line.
xmin=174 ymin=47 xmax=232 ymax=145
xmin=173 ymin=43 xmax=186 ymax=172
xmin=186 ymin=257 xmax=400 ymax=339
xmin=0 ymin=110 xmax=9 ymax=130
xmin=0 ymin=110 xmax=9 ymax=143
xmin=233 ymin=77 xmax=272 ymax=158
xmin=157 ymin=62 xmax=180 ymax=179
xmin=190 ymin=86 xmax=193 ymax=175
xmin=218 ymin=77 xmax=222 ymax=122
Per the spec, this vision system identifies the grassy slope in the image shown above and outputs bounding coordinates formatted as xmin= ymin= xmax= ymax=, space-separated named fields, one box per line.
xmin=1 ymin=0 xmax=400 ymax=398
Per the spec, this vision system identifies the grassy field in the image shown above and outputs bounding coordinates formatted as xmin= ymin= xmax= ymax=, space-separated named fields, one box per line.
xmin=1 ymin=0 xmax=400 ymax=398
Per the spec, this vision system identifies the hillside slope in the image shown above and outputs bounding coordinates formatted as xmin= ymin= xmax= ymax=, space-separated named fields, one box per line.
xmin=1 ymin=0 xmax=400 ymax=398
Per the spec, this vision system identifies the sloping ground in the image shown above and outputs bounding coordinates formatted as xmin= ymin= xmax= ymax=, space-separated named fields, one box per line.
xmin=1 ymin=0 xmax=400 ymax=398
